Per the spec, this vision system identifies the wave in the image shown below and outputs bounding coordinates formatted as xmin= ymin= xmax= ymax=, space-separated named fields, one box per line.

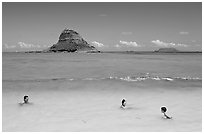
xmin=102 ymin=76 xmax=201 ymax=82
xmin=3 ymin=74 xmax=202 ymax=83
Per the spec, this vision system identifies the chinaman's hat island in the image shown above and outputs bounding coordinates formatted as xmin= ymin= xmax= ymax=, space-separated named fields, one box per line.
xmin=23 ymin=28 xmax=201 ymax=54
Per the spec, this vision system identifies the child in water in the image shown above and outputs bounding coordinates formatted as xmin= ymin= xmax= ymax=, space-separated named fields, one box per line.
xmin=23 ymin=95 xmax=29 ymax=104
xmin=161 ymin=106 xmax=172 ymax=119
xmin=19 ymin=95 xmax=30 ymax=105
xmin=120 ymin=99 xmax=126 ymax=109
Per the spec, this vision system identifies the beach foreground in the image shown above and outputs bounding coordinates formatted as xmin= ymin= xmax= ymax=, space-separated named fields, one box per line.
xmin=2 ymin=52 xmax=202 ymax=131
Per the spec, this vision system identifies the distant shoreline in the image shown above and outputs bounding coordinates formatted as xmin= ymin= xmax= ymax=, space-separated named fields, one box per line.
xmin=100 ymin=51 xmax=202 ymax=55
xmin=2 ymin=50 xmax=202 ymax=55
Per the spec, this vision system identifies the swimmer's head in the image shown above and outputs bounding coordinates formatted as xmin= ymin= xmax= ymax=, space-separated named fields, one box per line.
xmin=122 ymin=99 xmax=126 ymax=107
xmin=24 ymin=95 xmax=29 ymax=103
xmin=161 ymin=106 xmax=167 ymax=113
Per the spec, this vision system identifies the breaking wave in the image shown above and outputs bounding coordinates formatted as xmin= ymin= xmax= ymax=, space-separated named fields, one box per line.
xmin=3 ymin=73 xmax=202 ymax=83
xmin=104 ymin=76 xmax=201 ymax=82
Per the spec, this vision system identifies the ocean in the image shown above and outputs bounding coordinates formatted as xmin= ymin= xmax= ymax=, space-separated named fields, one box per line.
xmin=2 ymin=52 xmax=202 ymax=131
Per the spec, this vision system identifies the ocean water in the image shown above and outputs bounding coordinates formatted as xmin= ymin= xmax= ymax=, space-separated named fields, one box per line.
xmin=2 ymin=52 xmax=202 ymax=131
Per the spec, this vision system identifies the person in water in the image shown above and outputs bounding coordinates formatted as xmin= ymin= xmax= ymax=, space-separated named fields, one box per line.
xmin=19 ymin=95 xmax=30 ymax=105
xmin=120 ymin=99 xmax=126 ymax=108
xmin=161 ymin=106 xmax=172 ymax=119
xmin=24 ymin=95 xmax=29 ymax=104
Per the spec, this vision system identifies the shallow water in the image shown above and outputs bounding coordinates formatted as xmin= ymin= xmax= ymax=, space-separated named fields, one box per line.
xmin=2 ymin=52 xmax=202 ymax=131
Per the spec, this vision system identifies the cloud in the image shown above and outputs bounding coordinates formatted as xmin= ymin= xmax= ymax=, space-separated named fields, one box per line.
xmin=119 ymin=40 xmax=140 ymax=47
xmin=3 ymin=42 xmax=50 ymax=51
xmin=4 ymin=44 xmax=16 ymax=49
xmin=43 ymin=44 xmax=52 ymax=48
xmin=91 ymin=41 xmax=104 ymax=47
xmin=17 ymin=42 xmax=41 ymax=48
xmin=179 ymin=31 xmax=189 ymax=35
xmin=121 ymin=32 xmax=132 ymax=35
xmin=115 ymin=44 xmax=121 ymax=48
xmin=151 ymin=40 xmax=188 ymax=47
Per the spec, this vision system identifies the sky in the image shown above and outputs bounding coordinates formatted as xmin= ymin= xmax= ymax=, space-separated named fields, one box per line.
xmin=2 ymin=2 xmax=202 ymax=51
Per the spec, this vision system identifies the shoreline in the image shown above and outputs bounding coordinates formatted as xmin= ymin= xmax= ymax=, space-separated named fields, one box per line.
xmin=2 ymin=51 xmax=202 ymax=55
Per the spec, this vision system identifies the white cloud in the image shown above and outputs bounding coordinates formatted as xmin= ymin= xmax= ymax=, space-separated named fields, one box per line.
xmin=91 ymin=41 xmax=104 ymax=47
xmin=151 ymin=40 xmax=188 ymax=47
xmin=4 ymin=44 xmax=16 ymax=49
xmin=121 ymin=32 xmax=132 ymax=35
xmin=43 ymin=44 xmax=52 ymax=48
xmin=3 ymin=42 xmax=49 ymax=51
xmin=176 ymin=43 xmax=188 ymax=47
xmin=179 ymin=31 xmax=189 ymax=35
xmin=119 ymin=40 xmax=140 ymax=47
xmin=115 ymin=44 xmax=121 ymax=48
xmin=17 ymin=42 xmax=41 ymax=48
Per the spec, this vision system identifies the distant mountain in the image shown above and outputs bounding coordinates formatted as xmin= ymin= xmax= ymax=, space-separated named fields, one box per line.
xmin=48 ymin=28 xmax=97 ymax=52
xmin=154 ymin=48 xmax=179 ymax=52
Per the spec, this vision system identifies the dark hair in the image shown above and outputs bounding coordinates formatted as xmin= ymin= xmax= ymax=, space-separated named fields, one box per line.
xmin=161 ymin=107 xmax=167 ymax=113
xmin=122 ymin=99 xmax=126 ymax=106
xmin=24 ymin=95 xmax=28 ymax=100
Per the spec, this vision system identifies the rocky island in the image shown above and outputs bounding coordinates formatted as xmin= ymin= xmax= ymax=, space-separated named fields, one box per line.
xmin=48 ymin=28 xmax=98 ymax=53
